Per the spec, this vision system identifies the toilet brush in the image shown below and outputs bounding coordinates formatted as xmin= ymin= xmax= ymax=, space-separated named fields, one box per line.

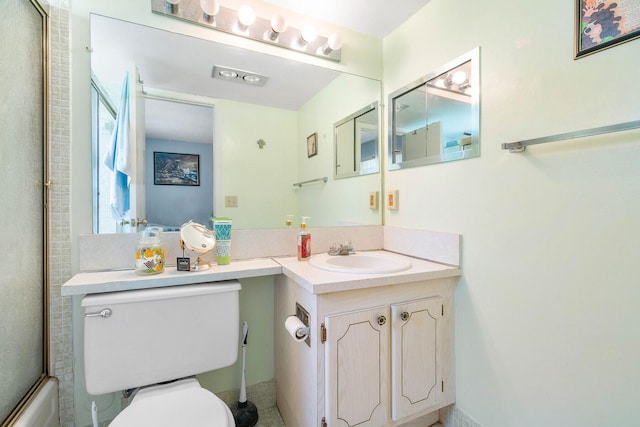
xmin=232 ymin=321 xmax=259 ymax=427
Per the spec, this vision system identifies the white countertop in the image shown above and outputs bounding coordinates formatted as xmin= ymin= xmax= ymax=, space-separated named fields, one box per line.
xmin=61 ymin=258 xmax=281 ymax=296
xmin=62 ymin=252 xmax=460 ymax=296
xmin=276 ymin=252 xmax=460 ymax=294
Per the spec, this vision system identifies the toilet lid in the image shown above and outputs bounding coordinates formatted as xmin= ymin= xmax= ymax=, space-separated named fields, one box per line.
xmin=110 ymin=379 xmax=234 ymax=427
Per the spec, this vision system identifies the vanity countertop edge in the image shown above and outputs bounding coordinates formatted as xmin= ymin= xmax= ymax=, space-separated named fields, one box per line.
xmin=62 ymin=252 xmax=460 ymax=297
xmin=276 ymin=254 xmax=461 ymax=294
xmin=61 ymin=257 xmax=281 ymax=296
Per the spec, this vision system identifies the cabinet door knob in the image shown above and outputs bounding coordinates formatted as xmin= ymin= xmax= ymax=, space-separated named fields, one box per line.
xmin=400 ymin=311 xmax=410 ymax=321
xmin=377 ymin=315 xmax=386 ymax=326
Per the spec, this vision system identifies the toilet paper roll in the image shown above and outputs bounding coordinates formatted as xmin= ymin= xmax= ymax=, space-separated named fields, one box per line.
xmin=285 ymin=315 xmax=309 ymax=342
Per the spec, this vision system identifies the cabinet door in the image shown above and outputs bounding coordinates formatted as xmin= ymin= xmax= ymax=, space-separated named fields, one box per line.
xmin=325 ymin=306 xmax=389 ymax=427
xmin=390 ymin=297 xmax=443 ymax=421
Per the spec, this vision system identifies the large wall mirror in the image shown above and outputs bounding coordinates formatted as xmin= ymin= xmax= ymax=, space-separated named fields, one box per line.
xmin=91 ymin=14 xmax=382 ymax=233
xmin=388 ymin=47 xmax=479 ymax=170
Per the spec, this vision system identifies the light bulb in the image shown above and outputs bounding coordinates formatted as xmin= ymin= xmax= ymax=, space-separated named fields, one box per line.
xmin=451 ymin=70 xmax=467 ymax=84
xmin=321 ymin=33 xmax=343 ymax=55
xmin=266 ymin=14 xmax=288 ymax=41
xmin=200 ymin=0 xmax=219 ymax=21
xmin=271 ymin=14 xmax=288 ymax=33
xmin=165 ymin=0 xmax=182 ymax=13
xmin=237 ymin=5 xmax=256 ymax=30
xmin=300 ymin=25 xmax=317 ymax=44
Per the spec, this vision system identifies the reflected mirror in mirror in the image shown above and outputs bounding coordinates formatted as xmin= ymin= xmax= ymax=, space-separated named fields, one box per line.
xmin=334 ymin=103 xmax=379 ymax=179
xmin=90 ymin=14 xmax=382 ymax=233
xmin=388 ymin=47 xmax=479 ymax=170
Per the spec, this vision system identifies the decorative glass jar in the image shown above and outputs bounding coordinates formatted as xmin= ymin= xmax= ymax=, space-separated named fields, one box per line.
xmin=135 ymin=227 xmax=164 ymax=275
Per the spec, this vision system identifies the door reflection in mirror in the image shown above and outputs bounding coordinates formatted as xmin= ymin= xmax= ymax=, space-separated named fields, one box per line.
xmin=334 ymin=103 xmax=379 ymax=179
xmin=389 ymin=48 xmax=479 ymax=170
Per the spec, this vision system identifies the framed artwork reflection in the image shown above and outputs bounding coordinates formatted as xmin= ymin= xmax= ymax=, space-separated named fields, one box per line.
xmin=153 ymin=152 xmax=200 ymax=186
xmin=307 ymin=132 xmax=318 ymax=158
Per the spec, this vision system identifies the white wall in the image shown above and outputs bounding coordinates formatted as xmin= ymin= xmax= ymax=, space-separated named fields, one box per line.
xmin=296 ymin=73 xmax=383 ymax=227
xmin=383 ymin=0 xmax=640 ymax=425
xmin=213 ymin=100 xmax=298 ymax=229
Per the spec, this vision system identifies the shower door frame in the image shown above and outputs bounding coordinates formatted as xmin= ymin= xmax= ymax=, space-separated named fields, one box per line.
xmin=1 ymin=0 xmax=51 ymax=424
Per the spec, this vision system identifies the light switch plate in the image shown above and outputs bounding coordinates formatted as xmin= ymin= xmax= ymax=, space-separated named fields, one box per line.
xmin=369 ymin=191 xmax=379 ymax=210
xmin=387 ymin=190 xmax=399 ymax=210
xmin=225 ymin=195 xmax=238 ymax=207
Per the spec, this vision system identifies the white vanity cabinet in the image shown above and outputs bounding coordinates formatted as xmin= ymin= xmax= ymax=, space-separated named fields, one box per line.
xmin=275 ymin=273 xmax=456 ymax=427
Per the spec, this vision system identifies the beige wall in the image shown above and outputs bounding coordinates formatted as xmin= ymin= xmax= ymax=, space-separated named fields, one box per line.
xmin=383 ymin=0 xmax=640 ymax=425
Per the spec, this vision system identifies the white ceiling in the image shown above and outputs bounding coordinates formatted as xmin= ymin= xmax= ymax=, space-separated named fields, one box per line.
xmin=262 ymin=0 xmax=431 ymax=38
xmin=91 ymin=2 xmax=430 ymax=144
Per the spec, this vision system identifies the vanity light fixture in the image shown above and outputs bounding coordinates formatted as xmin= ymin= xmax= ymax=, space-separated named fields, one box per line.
xmin=212 ymin=65 xmax=268 ymax=87
xmin=151 ymin=0 xmax=342 ymax=62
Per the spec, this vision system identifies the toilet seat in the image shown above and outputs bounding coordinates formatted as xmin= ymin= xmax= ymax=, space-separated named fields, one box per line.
xmin=109 ymin=378 xmax=235 ymax=427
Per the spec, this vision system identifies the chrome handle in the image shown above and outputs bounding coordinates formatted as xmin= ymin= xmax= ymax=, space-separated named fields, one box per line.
xmin=400 ymin=311 xmax=410 ymax=321
xmin=377 ymin=315 xmax=386 ymax=326
xmin=84 ymin=308 xmax=112 ymax=318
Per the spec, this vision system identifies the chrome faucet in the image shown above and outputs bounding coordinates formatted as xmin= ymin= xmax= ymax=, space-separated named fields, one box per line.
xmin=328 ymin=242 xmax=355 ymax=256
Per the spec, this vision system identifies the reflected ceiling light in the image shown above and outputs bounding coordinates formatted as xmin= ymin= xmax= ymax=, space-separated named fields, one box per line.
xmin=212 ymin=66 xmax=268 ymax=87
xmin=200 ymin=0 xmax=220 ymax=23
xmin=165 ymin=0 xmax=182 ymax=14
xmin=237 ymin=5 xmax=256 ymax=32
xmin=320 ymin=33 xmax=343 ymax=55
xmin=218 ymin=69 xmax=239 ymax=79
xmin=451 ymin=70 xmax=467 ymax=84
xmin=266 ymin=14 xmax=288 ymax=41
xmin=152 ymin=0 xmax=342 ymax=62
xmin=243 ymin=75 xmax=262 ymax=84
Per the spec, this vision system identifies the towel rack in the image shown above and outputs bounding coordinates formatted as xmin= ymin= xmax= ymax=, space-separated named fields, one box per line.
xmin=293 ymin=177 xmax=328 ymax=187
xmin=502 ymin=120 xmax=640 ymax=153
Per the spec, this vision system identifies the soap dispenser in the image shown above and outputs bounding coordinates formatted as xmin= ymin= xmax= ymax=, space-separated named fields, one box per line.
xmin=297 ymin=216 xmax=311 ymax=261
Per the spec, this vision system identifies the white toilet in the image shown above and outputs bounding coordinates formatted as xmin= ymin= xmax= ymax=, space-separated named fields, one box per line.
xmin=82 ymin=280 xmax=242 ymax=426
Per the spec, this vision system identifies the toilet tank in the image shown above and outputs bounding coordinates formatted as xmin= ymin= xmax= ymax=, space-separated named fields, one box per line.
xmin=82 ymin=281 xmax=241 ymax=395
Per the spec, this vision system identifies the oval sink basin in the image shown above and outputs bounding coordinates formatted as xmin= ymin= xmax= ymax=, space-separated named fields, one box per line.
xmin=309 ymin=251 xmax=412 ymax=274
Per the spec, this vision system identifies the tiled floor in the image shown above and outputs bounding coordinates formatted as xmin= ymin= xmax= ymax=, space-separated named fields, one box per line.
xmin=252 ymin=405 xmax=286 ymax=427
xmin=218 ymin=380 xmax=285 ymax=427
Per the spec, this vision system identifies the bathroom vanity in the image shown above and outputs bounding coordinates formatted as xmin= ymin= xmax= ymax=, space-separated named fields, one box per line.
xmin=275 ymin=255 xmax=459 ymax=427
xmin=63 ymin=226 xmax=460 ymax=427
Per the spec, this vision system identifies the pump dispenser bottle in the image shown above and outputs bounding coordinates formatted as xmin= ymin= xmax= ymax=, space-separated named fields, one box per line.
xmin=297 ymin=216 xmax=311 ymax=261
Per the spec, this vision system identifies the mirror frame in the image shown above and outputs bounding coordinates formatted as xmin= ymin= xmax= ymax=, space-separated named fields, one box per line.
xmin=388 ymin=47 xmax=480 ymax=170
xmin=333 ymin=102 xmax=380 ymax=180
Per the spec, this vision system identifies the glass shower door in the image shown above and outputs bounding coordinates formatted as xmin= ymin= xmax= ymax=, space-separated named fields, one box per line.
xmin=0 ymin=0 xmax=48 ymax=423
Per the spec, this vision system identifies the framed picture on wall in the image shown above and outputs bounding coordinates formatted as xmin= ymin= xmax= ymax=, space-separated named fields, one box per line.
xmin=575 ymin=0 xmax=640 ymax=58
xmin=307 ymin=132 xmax=318 ymax=158
xmin=153 ymin=152 xmax=200 ymax=186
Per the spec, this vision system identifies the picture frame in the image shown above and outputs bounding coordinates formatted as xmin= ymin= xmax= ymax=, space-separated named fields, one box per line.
xmin=153 ymin=151 xmax=200 ymax=186
xmin=575 ymin=0 xmax=640 ymax=58
xmin=307 ymin=132 xmax=318 ymax=158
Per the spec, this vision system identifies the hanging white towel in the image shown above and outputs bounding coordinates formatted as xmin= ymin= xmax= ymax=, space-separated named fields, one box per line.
xmin=103 ymin=72 xmax=131 ymax=218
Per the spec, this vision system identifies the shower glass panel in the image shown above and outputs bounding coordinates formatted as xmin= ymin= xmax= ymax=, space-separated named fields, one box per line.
xmin=0 ymin=0 xmax=47 ymax=422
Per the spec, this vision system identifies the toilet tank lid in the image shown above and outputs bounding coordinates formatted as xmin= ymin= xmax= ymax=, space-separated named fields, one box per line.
xmin=81 ymin=280 xmax=241 ymax=307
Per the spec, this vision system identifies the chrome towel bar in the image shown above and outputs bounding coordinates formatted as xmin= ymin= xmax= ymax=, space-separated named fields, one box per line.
xmin=293 ymin=177 xmax=328 ymax=187
xmin=502 ymin=120 xmax=640 ymax=153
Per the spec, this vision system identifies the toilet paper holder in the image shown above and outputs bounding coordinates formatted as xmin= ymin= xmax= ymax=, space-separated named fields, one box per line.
xmin=295 ymin=302 xmax=311 ymax=347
